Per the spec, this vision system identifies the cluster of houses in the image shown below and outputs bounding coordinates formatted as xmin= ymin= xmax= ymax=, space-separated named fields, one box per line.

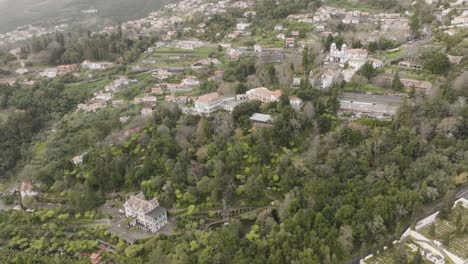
xmin=15 ymin=59 xmax=114 ymax=78
xmin=161 ymin=75 xmax=201 ymax=93
xmin=81 ymin=60 xmax=114 ymax=71
xmin=320 ymin=43 xmax=384 ymax=89
xmin=77 ymin=76 xmax=137 ymax=112
xmin=104 ymin=76 xmax=137 ymax=92
xmin=329 ymin=43 xmax=368 ymax=64
xmin=374 ymin=13 xmax=411 ymax=38
xmin=176 ymin=40 xmax=207 ymax=50
xmin=320 ymin=41 xmax=438 ymax=93
xmin=0 ymin=24 xmax=68 ymax=47
xmin=182 ymin=87 xmax=302 ymax=116
xmin=449 ymin=8 xmax=468 ymax=26
xmin=227 ymin=18 xmax=252 ymax=39
xmin=287 ymin=7 xmax=410 ymax=40
xmin=39 ymin=64 xmax=80 ymax=78
xmin=102 ymin=0 xmax=255 ymax=39
xmin=430 ymin=3 xmax=468 ymax=30
xmin=6 ymin=181 xmax=40 ymax=212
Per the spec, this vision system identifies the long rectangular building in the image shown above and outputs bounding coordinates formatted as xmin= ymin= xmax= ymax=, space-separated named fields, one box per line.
xmin=338 ymin=92 xmax=404 ymax=119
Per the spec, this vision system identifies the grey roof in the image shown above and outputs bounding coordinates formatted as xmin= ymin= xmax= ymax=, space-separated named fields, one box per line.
xmin=250 ymin=113 xmax=273 ymax=123
xmin=338 ymin=92 xmax=404 ymax=116
xmin=338 ymin=92 xmax=404 ymax=104
xmin=146 ymin=206 xmax=167 ymax=219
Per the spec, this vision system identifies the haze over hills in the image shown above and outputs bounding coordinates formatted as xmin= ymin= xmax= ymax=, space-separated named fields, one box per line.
xmin=0 ymin=0 xmax=169 ymax=33
xmin=0 ymin=0 xmax=467 ymax=263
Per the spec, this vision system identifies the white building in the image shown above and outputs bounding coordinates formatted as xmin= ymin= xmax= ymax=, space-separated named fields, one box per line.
xmin=329 ymin=43 xmax=368 ymax=63
xmin=77 ymin=101 xmax=107 ymax=112
xmin=152 ymin=69 xmax=174 ymax=80
xmin=104 ymin=77 xmax=132 ymax=92
xmin=451 ymin=16 xmax=468 ymax=25
xmin=20 ymin=182 xmax=38 ymax=199
xmin=94 ymin=92 xmax=113 ymax=101
xmin=254 ymin=44 xmax=262 ymax=53
xmin=141 ymin=107 xmax=154 ymax=117
xmin=194 ymin=92 xmax=225 ymax=115
xmin=274 ymin=25 xmax=284 ymax=31
xmin=289 ymin=96 xmax=303 ymax=109
xmin=39 ymin=69 xmax=58 ymax=78
xmin=124 ymin=193 xmax=168 ymax=233
xmin=71 ymin=155 xmax=84 ymax=165
xmin=236 ymin=23 xmax=251 ymax=31
xmin=181 ymin=76 xmax=200 ymax=87
xmin=245 ymin=87 xmax=283 ymax=103
xmin=134 ymin=94 xmax=157 ymax=104
xmin=276 ymin=33 xmax=286 ymax=40
xmin=368 ymin=58 xmax=384 ymax=69
xmin=81 ymin=60 xmax=114 ymax=70
xmin=176 ymin=40 xmax=205 ymax=50
xmin=16 ymin=68 xmax=28 ymax=75
xmin=320 ymin=70 xmax=340 ymax=89
xmin=285 ymin=38 xmax=295 ymax=48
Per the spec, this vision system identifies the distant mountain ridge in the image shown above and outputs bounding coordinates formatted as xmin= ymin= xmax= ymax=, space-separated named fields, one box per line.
xmin=0 ymin=0 xmax=170 ymax=33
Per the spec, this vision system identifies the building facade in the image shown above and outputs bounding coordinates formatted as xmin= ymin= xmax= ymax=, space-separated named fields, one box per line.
xmin=329 ymin=43 xmax=368 ymax=63
xmin=245 ymin=87 xmax=283 ymax=103
xmin=123 ymin=193 xmax=168 ymax=233
xmin=194 ymin=92 xmax=225 ymax=115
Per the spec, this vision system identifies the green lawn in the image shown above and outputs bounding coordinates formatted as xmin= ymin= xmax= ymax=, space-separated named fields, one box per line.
xmin=385 ymin=50 xmax=404 ymax=60
xmin=343 ymin=84 xmax=387 ymax=94
xmin=286 ymin=21 xmax=314 ymax=32
xmin=65 ymin=77 xmax=111 ymax=94
xmin=149 ymin=46 xmax=218 ymax=67
xmin=325 ymin=0 xmax=390 ymax=12
xmin=115 ymin=73 xmax=154 ymax=100
xmin=256 ymin=36 xmax=284 ymax=48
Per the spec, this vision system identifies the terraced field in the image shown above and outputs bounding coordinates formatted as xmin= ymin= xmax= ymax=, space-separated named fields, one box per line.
xmin=148 ymin=46 xmax=219 ymax=67
xmin=419 ymin=206 xmax=468 ymax=259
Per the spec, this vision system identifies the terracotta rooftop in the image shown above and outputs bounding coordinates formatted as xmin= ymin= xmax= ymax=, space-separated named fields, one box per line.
xmin=20 ymin=181 xmax=33 ymax=192
xmin=248 ymin=87 xmax=283 ymax=99
xmin=196 ymin=92 xmax=222 ymax=104
xmin=125 ymin=193 xmax=159 ymax=213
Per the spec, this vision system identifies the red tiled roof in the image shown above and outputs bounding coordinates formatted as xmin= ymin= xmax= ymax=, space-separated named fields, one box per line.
xmin=196 ymin=92 xmax=222 ymax=104
xmin=20 ymin=181 xmax=33 ymax=192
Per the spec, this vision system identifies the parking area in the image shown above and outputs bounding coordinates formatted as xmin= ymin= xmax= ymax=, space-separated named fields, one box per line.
xmin=98 ymin=199 xmax=176 ymax=244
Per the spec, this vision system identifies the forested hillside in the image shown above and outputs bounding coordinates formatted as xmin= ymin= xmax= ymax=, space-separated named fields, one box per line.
xmin=0 ymin=0 xmax=169 ymax=33
xmin=0 ymin=0 xmax=467 ymax=263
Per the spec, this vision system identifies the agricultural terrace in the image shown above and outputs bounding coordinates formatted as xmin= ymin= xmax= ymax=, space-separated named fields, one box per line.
xmin=419 ymin=205 xmax=468 ymax=260
xmin=148 ymin=46 xmax=219 ymax=67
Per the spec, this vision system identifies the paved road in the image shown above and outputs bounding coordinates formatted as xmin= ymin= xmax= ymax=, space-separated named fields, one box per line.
xmin=422 ymin=186 xmax=468 ymax=217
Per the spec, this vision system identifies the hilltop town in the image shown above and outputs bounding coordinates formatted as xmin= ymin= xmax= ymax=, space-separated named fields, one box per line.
xmin=0 ymin=0 xmax=467 ymax=263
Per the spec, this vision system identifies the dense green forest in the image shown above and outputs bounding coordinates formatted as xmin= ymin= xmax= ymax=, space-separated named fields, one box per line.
xmin=1 ymin=76 xmax=466 ymax=263
xmin=26 ymin=30 xmax=155 ymax=65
